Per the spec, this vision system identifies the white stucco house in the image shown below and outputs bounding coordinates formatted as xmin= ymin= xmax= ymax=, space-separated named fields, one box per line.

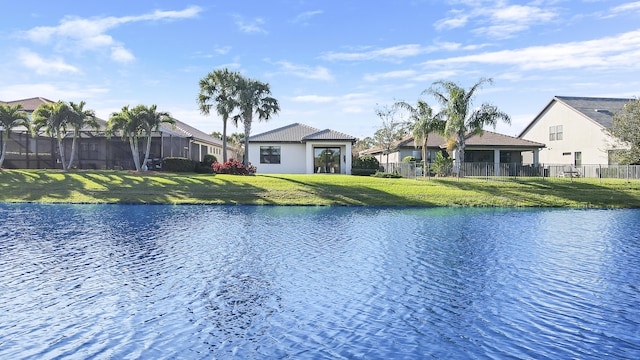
xmin=247 ymin=123 xmax=356 ymax=174
xmin=519 ymin=96 xmax=632 ymax=165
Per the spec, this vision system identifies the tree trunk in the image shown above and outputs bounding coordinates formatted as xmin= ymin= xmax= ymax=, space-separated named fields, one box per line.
xmin=422 ymin=137 xmax=428 ymax=177
xmin=0 ymin=134 xmax=7 ymax=168
xmin=243 ymin=112 xmax=252 ymax=166
xmin=222 ymin=116 xmax=228 ymax=163
xmin=142 ymin=132 xmax=152 ymax=171
xmin=129 ymin=135 xmax=141 ymax=171
xmin=56 ymin=134 xmax=67 ymax=170
xmin=66 ymin=131 xmax=78 ymax=170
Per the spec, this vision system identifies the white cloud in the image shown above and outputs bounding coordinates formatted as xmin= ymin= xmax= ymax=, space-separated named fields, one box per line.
xmin=610 ymin=1 xmax=640 ymax=14
xmin=20 ymin=6 xmax=202 ymax=62
xmin=17 ymin=49 xmax=79 ymax=74
xmin=364 ymin=70 xmax=417 ymax=82
xmin=424 ymin=28 xmax=640 ymax=71
xmin=275 ymin=61 xmax=334 ymax=81
xmin=234 ymin=16 xmax=268 ymax=34
xmin=292 ymin=95 xmax=335 ymax=103
xmin=291 ymin=10 xmax=323 ymax=24
xmin=322 ymin=44 xmax=437 ymax=62
xmin=0 ymin=82 xmax=108 ymax=102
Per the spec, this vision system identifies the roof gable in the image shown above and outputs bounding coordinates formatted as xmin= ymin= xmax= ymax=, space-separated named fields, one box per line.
xmin=249 ymin=123 xmax=355 ymax=143
xmin=519 ymin=96 xmax=632 ymax=137
xmin=0 ymin=97 xmax=55 ymax=112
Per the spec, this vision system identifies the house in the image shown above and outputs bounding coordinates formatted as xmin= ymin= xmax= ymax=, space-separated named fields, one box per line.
xmin=362 ymin=130 xmax=545 ymax=175
xmin=0 ymin=97 xmax=236 ymax=170
xmin=247 ymin=123 xmax=356 ymax=174
xmin=518 ymin=96 xmax=632 ymax=165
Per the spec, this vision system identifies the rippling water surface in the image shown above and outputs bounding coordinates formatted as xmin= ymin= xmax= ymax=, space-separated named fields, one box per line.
xmin=1 ymin=204 xmax=639 ymax=359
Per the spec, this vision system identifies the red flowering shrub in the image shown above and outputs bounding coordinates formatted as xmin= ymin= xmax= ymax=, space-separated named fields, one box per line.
xmin=212 ymin=159 xmax=257 ymax=175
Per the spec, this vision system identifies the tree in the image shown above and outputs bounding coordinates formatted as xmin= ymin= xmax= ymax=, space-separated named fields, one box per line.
xmin=107 ymin=104 xmax=174 ymax=171
xmin=198 ymin=68 xmax=242 ymax=163
xmin=426 ymin=78 xmax=510 ymax=166
xmin=66 ymin=101 xmax=99 ymax=170
xmin=0 ymin=104 xmax=30 ymax=168
xmin=394 ymin=99 xmax=445 ymax=168
xmin=353 ymin=136 xmax=374 ymax=154
xmin=32 ymin=101 xmax=72 ymax=169
xmin=373 ymin=105 xmax=405 ymax=171
xmin=608 ymin=98 xmax=640 ymax=164
xmin=232 ymin=77 xmax=280 ymax=166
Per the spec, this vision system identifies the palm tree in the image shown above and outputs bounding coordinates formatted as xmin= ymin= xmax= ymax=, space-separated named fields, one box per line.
xmin=66 ymin=101 xmax=99 ymax=170
xmin=232 ymin=77 xmax=280 ymax=166
xmin=198 ymin=68 xmax=242 ymax=163
xmin=394 ymin=100 xmax=445 ymax=167
xmin=107 ymin=104 xmax=173 ymax=171
xmin=32 ymin=101 xmax=72 ymax=169
xmin=138 ymin=104 xmax=174 ymax=170
xmin=426 ymin=78 xmax=510 ymax=166
xmin=0 ymin=104 xmax=30 ymax=168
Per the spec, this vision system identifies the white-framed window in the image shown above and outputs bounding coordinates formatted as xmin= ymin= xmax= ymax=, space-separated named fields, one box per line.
xmin=549 ymin=125 xmax=563 ymax=141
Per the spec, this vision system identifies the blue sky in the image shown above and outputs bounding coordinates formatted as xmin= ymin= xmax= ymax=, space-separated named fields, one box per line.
xmin=1 ymin=1 xmax=639 ymax=139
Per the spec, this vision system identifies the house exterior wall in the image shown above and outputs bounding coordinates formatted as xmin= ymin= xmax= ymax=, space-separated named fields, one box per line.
xmin=305 ymin=141 xmax=352 ymax=175
xmin=520 ymin=101 xmax=615 ymax=165
xmin=249 ymin=142 xmax=307 ymax=174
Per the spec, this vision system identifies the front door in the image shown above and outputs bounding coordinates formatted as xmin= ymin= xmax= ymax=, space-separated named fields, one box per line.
xmin=314 ymin=147 xmax=341 ymax=173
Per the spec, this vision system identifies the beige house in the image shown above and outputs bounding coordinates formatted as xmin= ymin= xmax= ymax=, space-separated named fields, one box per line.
xmin=519 ymin=96 xmax=632 ymax=165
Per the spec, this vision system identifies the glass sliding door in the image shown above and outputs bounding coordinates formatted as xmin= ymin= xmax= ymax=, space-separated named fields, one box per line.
xmin=314 ymin=147 xmax=341 ymax=173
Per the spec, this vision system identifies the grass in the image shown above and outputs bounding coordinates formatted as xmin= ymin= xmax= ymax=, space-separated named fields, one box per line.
xmin=0 ymin=169 xmax=639 ymax=208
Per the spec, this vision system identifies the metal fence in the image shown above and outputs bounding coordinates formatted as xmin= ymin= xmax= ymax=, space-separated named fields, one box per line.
xmin=379 ymin=162 xmax=640 ymax=181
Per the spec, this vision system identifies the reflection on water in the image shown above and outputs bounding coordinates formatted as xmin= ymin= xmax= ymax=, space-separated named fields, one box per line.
xmin=0 ymin=204 xmax=639 ymax=359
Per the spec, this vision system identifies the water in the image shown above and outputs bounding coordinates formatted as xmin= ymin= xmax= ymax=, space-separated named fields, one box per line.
xmin=0 ymin=204 xmax=639 ymax=359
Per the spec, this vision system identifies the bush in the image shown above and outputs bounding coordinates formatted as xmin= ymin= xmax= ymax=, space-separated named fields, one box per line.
xmin=351 ymin=168 xmax=378 ymax=176
xmin=162 ymin=157 xmax=196 ymax=172
xmin=352 ymin=155 xmax=380 ymax=170
xmin=194 ymin=154 xmax=218 ymax=174
xmin=372 ymin=171 xmax=402 ymax=178
xmin=212 ymin=159 xmax=256 ymax=175
xmin=430 ymin=152 xmax=453 ymax=177
xmin=402 ymin=155 xmax=417 ymax=163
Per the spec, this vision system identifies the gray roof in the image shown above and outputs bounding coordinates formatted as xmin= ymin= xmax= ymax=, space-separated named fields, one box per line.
xmin=160 ymin=119 xmax=227 ymax=147
xmin=519 ymin=96 xmax=633 ymax=137
xmin=249 ymin=123 xmax=356 ymax=143
xmin=555 ymin=96 xmax=631 ymax=129
xmin=0 ymin=97 xmax=54 ymax=112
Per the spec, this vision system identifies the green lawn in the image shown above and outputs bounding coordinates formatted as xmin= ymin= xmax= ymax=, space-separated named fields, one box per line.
xmin=0 ymin=169 xmax=639 ymax=207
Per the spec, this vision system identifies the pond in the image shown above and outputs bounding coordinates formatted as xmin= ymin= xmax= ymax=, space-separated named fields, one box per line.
xmin=1 ymin=204 xmax=639 ymax=359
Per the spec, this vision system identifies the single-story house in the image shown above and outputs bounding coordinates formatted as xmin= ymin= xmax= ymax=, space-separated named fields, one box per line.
xmin=518 ymin=96 xmax=632 ymax=165
xmin=0 ymin=97 xmax=237 ymax=170
xmin=247 ymin=123 xmax=356 ymax=174
xmin=362 ymin=130 xmax=545 ymax=176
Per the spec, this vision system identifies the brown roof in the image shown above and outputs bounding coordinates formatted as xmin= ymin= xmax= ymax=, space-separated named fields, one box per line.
xmin=0 ymin=97 xmax=54 ymax=112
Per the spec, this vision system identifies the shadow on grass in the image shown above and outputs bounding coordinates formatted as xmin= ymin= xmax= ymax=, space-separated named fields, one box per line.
xmin=431 ymin=177 xmax=640 ymax=208
xmin=0 ymin=170 xmax=274 ymax=205
xmin=261 ymin=174 xmax=438 ymax=206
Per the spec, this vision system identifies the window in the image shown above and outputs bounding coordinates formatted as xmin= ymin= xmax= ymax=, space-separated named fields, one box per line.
xmin=574 ymin=151 xmax=582 ymax=166
xmin=260 ymin=146 xmax=280 ymax=164
xmin=549 ymin=125 xmax=563 ymax=141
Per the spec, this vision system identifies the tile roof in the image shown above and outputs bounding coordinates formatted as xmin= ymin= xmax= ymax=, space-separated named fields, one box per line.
xmin=555 ymin=96 xmax=632 ymax=129
xmin=160 ymin=119 xmax=226 ymax=147
xmin=248 ymin=123 xmax=356 ymax=143
xmin=0 ymin=97 xmax=54 ymax=111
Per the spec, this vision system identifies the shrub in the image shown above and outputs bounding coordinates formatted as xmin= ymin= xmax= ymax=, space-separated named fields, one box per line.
xmin=351 ymin=168 xmax=378 ymax=176
xmin=162 ymin=157 xmax=196 ymax=172
xmin=430 ymin=152 xmax=453 ymax=177
xmin=194 ymin=154 xmax=218 ymax=174
xmin=352 ymin=154 xmax=380 ymax=172
xmin=212 ymin=159 xmax=256 ymax=175
xmin=372 ymin=171 xmax=402 ymax=178
xmin=402 ymin=155 xmax=417 ymax=163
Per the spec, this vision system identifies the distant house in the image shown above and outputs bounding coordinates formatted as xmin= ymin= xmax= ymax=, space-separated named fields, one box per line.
xmin=362 ymin=130 xmax=544 ymax=175
xmin=518 ymin=96 xmax=632 ymax=165
xmin=247 ymin=123 xmax=356 ymax=174
xmin=0 ymin=97 xmax=236 ymax=170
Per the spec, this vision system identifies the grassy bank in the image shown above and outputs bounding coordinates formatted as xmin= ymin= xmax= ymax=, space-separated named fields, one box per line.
xmin=1 ymin=169 xmax=639 ymax=207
